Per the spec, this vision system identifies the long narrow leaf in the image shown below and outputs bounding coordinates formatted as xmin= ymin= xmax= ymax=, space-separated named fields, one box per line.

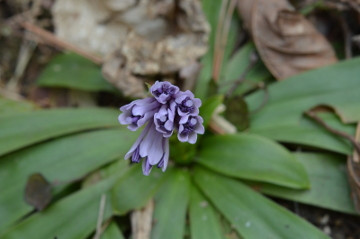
xmin=194 ymin=167 xmax=329 ymax=239
xmin=0 ymin=108 xmax=119 ymax=156
xmin=252 ymin=153 xmax=357 ymax=214
xmin=0 ymin=128 xmax=137 ymax=232
xmin=197 ymin=134 xmax=309 ymax=189
xmin=151 ymin=169 xmax=190 ymax=239
xmin=190 ymin=185 xmax=225 ymax=239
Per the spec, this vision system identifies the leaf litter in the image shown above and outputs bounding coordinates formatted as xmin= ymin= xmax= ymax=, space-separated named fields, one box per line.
xmin=53 ymin=0 xmax=210 ymax=97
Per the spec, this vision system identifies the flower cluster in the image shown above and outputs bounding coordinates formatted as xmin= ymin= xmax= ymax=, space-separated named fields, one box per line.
xmin=118 ymin=81 xmax=204 ymax=175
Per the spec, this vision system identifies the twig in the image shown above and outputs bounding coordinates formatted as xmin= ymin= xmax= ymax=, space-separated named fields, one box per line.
xmin=131 ymin=199 xmax=154 ymax=239
xmin=225 ymin=52 xmax=258 ymax=98
xmin=354 ymin=123 xmax=360 ymax=163
xmin=338 ymin=13 xmax=352 ymax=59
xmin=93 ymin=194 xmax=107 ymax=239
xmin=6 ymin=36 xmax=37 ymax=91
xmin=217 ymin=0 xmax=237 ymax=79
xmin=208 ymin=104 xmax=237 ymax=135
xmin=0 ymin=87 xmax=25 ymax=101
xmin=20 ymin=22 xmax=103 ymax=65
xmin=212 ymin=0 xmax=237 ymax=82
xmin=305 ymin=111 xmax=360 ymax=155
xmin=212 ymin=0 xmax=228 ymax=82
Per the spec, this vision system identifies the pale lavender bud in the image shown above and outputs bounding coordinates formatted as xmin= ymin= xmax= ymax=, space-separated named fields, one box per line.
xmin=118 ymin=97 xmax=160 ymax=131
xmin=175 ymin=90 xmax=202 ymax=116
xmin=154 ymin=104 xmax=176 ymax=137
xmin=178 ymin=115 xmax=205 ymax=144
xmin=150 ymin=81 xmax=179 ymax=104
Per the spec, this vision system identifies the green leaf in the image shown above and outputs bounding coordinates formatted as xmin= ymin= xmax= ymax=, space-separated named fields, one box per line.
xmin=0 ymin=108 xmax=119 ymax=156
xmin=37 ymin=53 xmax=116 ymax=92
xmin=1 ymin=174 xmax=118 ymax=239
xmin=195 ymin=0 xmax=222 ymax=99
xmin=102 ymin=222 xmax=125 ymax=239
xmin=246 ymin=57 xmax=360 ymax=129
xmin=196 ymin=134 xmax=309 ymax=189
xmin=195 ymin=1 xmax=239 ymax=99
xmin=201 ymin=95 xmax=223 ymax=127
xmin=151 ymin=169 xmax=190 ymax=239
xmin=0 ymin=97 xmax=35 ymax=116
xmin=220 ymin=43 xmax=271 ymax=96
xmin=251 ymin=152 xmax=357 ymax=214
xmin=1 ymin=161 xmax=164 ymax=238
xmin=250 ymin=112 xmax=354 ymax=155
xmin=0 ymin=128 xmax=137 ymax=232
xmin=332 ymin=102 xmax=360 ymax=123
xmin=190 ymin=185 xmax=225 ymax=239
xmin=111 ymin=165 xmax=166 ymax=215
xmin=194 ymin=167 xmax=330 ymax=239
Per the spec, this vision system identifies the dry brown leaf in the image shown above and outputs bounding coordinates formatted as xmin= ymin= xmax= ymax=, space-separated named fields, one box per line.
xmin=24 ymin=173 xmax=52 ymax=211
xmin=238 ymin=0 xmax=338 ymax=80
xmin=53 ymin=0 xmax=209 ymax=97
xmin=102 ymin=50 xmax=146 ymax=98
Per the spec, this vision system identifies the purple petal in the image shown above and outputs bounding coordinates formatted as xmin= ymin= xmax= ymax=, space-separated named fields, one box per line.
xmin=142 ymin=158 xmax=153 ymax=176
xmin=147 ymin=132 xmax=165 ymax=165
xmin=150 ymin=81 xmax=179 ymax=104
xmin=193 ymin=98 xmax=202 ymax=108
xmin=161 ymin=138 xmax=169 ymax=171
xmin=177 ymin=115 xmax=204 ymax=144
xmin=124 ymin=122 xmax=152 ymax=160
xmin=139 ymin=124 xmax=158 ymax=158
xmin=175 ymin=91 xmax=201 ymax=116
xmin=131 ymin=147 xmax=141 ymax=163
xmin=164 ymin=120 xmax=173 ymax=131
xmin=179 ymin=115 xmax=189 ymax=124
xmin=154 ymin=104 xmax=175 ymax=137
xmin=119 ymin=97 xmax=160 ymax=131
xmin=195 ymin=124 xmax=205 ymax=134
xmin=188 ymin=133 xmax=197 ymax=144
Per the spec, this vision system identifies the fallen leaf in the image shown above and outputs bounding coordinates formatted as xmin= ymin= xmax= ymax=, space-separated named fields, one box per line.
xmin=180 ymin=61 xmax=202 ymax=91
xmin=24 ymin=173 xmax=52 ymax=211
xmin=237 ymin=0 xmax=338 ymax=80
xmin=224 ymin=96 xmax=249 ymax=131
xmin=102 ymin=50 xmax=146 ymax=98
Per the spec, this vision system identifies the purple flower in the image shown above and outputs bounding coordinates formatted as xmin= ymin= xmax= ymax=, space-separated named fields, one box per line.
xmin=150 ymin=81 xmax=179 ymax=104
xmin=119 ymin=81 xmax=204 ymax=176
xmin=118 ymin=97 xmax=160 ymax=131
xmin=178 ymin=115 xmax=204 ymax=144
xmin=175 ymin=90 xmax=202 ymax=116
xmin=154 ymin=104 xmax=176 ymax=138
xmin=125 ymin=121 xmax=170 ymax=175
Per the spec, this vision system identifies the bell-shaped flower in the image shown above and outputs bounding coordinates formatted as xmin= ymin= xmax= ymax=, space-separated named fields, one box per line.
xmin=178 ymin=115 xmax=205 ymax=144
xmin=118 ymin=97 xmax=160 ymax=131
xmin=125 ymin=121 xmax=170 ymax=175
xmin=154 ymin=104 xmax=176 ymax=138
xmin=150 ymin=81 xmax=179 ymax=104
xmin=175 ymin=90 xmax=202 ymax=116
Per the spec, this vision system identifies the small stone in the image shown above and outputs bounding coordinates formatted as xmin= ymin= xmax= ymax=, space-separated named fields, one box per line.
xmin=323 ymin=226 xmax=331 ymax=235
